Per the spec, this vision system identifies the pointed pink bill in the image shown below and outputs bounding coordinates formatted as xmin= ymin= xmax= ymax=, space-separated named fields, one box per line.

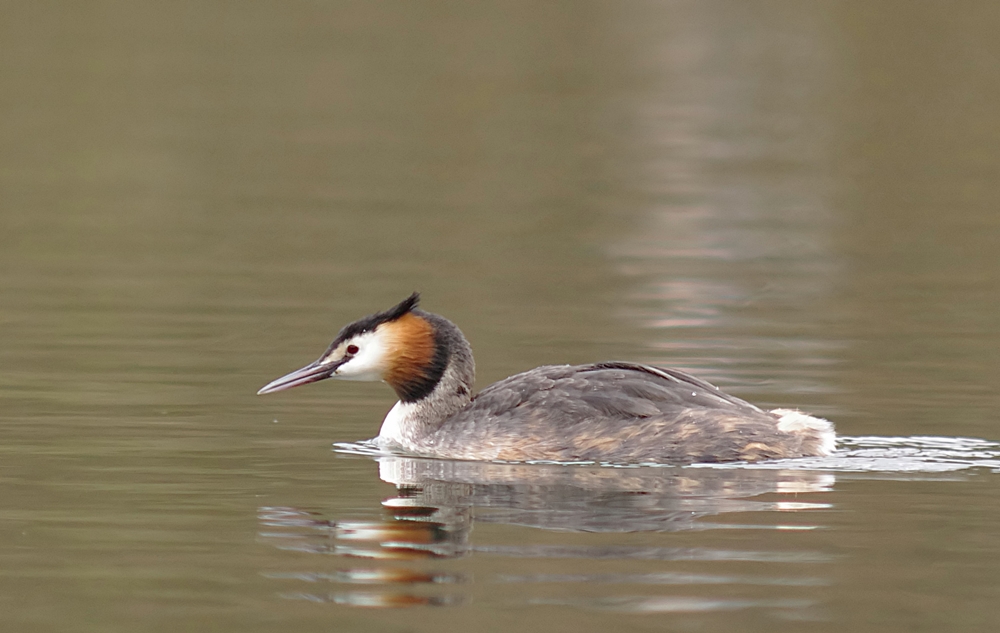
xmin=257 ymin=358 xmax=343 ymax=395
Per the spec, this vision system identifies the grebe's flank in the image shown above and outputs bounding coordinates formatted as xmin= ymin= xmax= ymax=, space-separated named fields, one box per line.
xmin=258 ymin=293 xmax=835 ymax=464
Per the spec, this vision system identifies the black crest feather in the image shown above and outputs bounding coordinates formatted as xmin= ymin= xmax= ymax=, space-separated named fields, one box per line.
xmin=331 ymin=292 xmax=421 ymax=345
xmin=384 ymin=292 xmax=421 ymax=321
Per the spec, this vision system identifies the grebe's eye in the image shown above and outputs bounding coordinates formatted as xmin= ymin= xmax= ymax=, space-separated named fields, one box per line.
xmin=346 ymin=344 xmax=359 ymax=355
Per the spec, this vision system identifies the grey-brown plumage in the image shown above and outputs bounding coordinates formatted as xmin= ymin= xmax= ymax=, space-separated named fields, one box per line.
xmin=402 ymin=362 xmax=833 ymax=464
xmin=258 ymin=294 xmax=836 ymax=465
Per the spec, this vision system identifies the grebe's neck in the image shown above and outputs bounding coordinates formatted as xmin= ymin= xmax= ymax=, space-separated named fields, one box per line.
xmin=377 ymin=311 xmax=475 ymax=449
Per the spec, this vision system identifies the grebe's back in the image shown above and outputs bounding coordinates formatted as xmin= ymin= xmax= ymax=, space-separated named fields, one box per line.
xmin=406 ymin=361 xmax=833 ymax=463
xmin=258 ymin=294 xmax=835 ymax=465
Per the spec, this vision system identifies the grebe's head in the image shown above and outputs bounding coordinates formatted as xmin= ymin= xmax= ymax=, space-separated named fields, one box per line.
xmin=257 ymin=293 xmax=450 ymax=402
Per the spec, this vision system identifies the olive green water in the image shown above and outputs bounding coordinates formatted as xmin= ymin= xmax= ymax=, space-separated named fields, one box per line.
xmin=3 ymin=2 xmax=1000 ymax=631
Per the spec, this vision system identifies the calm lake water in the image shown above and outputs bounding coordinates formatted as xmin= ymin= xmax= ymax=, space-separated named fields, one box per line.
xmin=3 ymin=2 xmax=1000 ymax=631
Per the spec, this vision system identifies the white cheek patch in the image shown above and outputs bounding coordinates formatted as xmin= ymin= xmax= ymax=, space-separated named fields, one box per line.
xmin=331 ymin=329 xmax=389 ymax=381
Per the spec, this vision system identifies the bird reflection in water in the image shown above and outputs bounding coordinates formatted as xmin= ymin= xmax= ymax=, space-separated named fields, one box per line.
xmin=258 ymin=454 xmax=834 ymax=611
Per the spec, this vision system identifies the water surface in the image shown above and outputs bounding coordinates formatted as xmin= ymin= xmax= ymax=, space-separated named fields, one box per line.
xmin=2 ymin=1 xmax=1000 ymax=631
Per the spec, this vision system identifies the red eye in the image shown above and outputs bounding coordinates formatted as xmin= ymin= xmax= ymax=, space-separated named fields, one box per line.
xmin=347 ymin=344 xmax=359 ymax=355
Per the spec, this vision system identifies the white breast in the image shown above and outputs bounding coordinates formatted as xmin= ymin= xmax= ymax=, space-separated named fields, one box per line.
xmin=377 ymin=400 xmax=418 ymax=446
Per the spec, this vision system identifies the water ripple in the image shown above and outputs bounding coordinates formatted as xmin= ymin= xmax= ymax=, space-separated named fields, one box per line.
xmin=336 ymin=435 xmax=1000 ymax=474
xmin=693 ymin=436 xmax=1000 ymax=474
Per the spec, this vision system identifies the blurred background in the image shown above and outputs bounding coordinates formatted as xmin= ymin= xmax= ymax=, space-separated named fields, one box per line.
xmin=2 ymin=1 xmax=999 ymax=631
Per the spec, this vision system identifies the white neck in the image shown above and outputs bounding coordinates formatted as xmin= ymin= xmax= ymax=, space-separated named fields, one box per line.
xmin=375 ymin=352 xmax=474 ymax=451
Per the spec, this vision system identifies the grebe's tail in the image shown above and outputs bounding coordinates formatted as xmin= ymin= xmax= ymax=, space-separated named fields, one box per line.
xmin=772 ymin=408 xmax=837 ymax=456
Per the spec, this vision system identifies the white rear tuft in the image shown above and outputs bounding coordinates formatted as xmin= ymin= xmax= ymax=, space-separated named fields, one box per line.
xmin=772 ymin=408 xmax=837 ymax=456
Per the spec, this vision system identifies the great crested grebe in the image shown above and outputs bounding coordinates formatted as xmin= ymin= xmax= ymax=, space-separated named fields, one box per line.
xmin=257 ymin=293 xmax=835 ymax=464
